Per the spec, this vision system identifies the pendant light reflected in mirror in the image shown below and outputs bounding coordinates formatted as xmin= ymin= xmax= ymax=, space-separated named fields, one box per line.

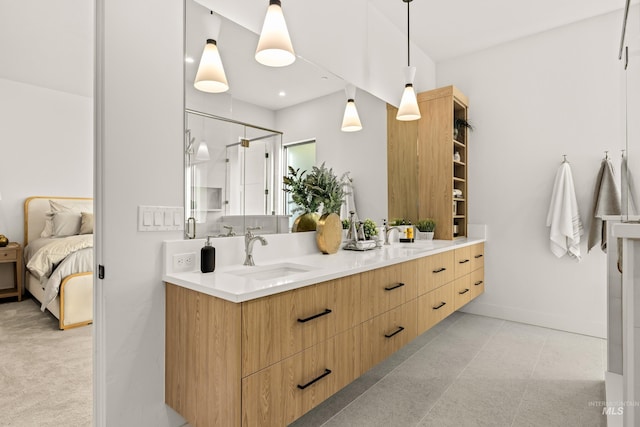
xmin=255 ymin=0 xmax=296 ymax=67
xmin=396 ymin=0 xmax=421 ymax=121
xmin=195 ymin=141 xmax=210 ymax=162
xmin=341 ymin=84 xmax=362 ymax=132
xmin=194 ymin=12 xmax=229 ymax=93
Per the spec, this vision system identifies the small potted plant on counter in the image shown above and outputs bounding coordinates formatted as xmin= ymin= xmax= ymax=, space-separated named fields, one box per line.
xmin=362 ymin=218 xmax=379 ymax=241
xmin=416 ymin=218 xmax=436 ymax=240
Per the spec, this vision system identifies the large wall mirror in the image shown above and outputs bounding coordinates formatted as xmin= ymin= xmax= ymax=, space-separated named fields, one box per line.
xmin=184 ymin=0 xmax=352 ymax=239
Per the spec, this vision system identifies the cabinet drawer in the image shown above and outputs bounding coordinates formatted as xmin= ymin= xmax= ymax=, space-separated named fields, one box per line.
xmin=361 ymin=300 xmax=417 ymax=373
xmin=361 ymin=261 xmax=417 ymax=320
xmin=0 ymin=249 xmax=17 ymax=261
xmin=416 ymin=251 xmax=454 ymax=295
xmin=242 ymin=275 xmax=360 ymax=376
xmin=453 ymin=275 xmax=472 ymax=311
xmin=470 ymin=243 xmax=484 ymax=272
xmin=242 ymin=327 xmax=361 ymax=427
xmin=470 ymin=267 xmax=485 ymax=299
xmin=454 ymin=246 xmax=472 ymax=278
xmin=417 ymin=281 xmax=454 ymax=334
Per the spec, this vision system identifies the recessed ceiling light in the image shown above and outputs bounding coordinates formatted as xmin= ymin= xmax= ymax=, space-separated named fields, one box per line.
xmin=185 ymin=56 xmax=194 ymax=63
xmin=278 ymin=91 xmax=286 ymax=97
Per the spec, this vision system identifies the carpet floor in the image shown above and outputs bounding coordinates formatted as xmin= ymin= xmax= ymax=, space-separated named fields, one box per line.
xmin=0 ymin=298 xmax=92 ymax=427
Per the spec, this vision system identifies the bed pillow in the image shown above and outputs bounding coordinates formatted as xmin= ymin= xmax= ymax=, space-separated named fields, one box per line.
xmin=52 ymin=211 xmax=82 ymax=237
xmin=40 ymin=200 xmax=93 ymax=238
xmin=80 ymin=212 xmax=94 ymax=234
xmin=40 ymin=213 xmax=55 ymax=238
xmin=50 ymin=199 xmax=93 ymax=214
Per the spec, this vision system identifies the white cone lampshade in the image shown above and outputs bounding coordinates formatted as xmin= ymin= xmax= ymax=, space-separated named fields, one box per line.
xmin=194 ymin=39 xmax=229 ymax=93
xmin=341 ymin=99 xmax=362 ymax=132
xmin=396 ymin=66 xmax=421 ymax=121
xmin=195 ymin=141 xmax=210 ymax=162
xmin=255 ymin=0 xmax=296 ymax=67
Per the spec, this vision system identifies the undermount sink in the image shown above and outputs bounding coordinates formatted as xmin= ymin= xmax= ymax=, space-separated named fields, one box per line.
xmin=227 ymin=262 xmax=318 ymax=281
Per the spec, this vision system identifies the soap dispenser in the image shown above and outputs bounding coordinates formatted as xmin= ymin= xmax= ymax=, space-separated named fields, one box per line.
xmin=201 ymin=236 xmax=216 ymax=273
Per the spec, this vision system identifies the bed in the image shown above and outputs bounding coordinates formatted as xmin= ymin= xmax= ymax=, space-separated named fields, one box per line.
xmin=23 ymin=196 xmax=93 ymax=330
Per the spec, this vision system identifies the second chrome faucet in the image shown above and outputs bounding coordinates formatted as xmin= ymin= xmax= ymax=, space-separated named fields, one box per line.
xmin=244 ymin=227 xmax=268 ymax=266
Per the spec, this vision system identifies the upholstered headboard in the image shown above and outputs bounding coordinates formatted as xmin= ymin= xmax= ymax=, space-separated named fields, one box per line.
xmin=23 ymin=197 xmax=93 ymax=246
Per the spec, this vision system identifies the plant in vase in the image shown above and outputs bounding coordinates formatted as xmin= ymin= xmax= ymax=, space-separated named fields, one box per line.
xmin=305 ymin=162 xmax=348 ymax=215
xmin=416 ymin=218 xmax=436 ymax=240
xmin=453 ymin=118 xmax=474 ymax=140
xmin=283 ymin=166 xmax=321 ymax=231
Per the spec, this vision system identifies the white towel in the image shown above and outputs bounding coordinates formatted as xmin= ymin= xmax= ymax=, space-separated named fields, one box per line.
xmin=546 ymin=162 xmax=584 ymax=260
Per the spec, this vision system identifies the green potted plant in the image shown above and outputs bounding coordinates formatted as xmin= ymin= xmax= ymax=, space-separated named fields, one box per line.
xmin=305 ymin=162 xmax=347 ymax=215
xmin=416 ymin=218 xmax=436 ymax=240
xmin=453 ymin=118 xmax=473 ymax=140
xmin=362 ymin=218 xmax=379 ymax=241
xmin=283 ymin=166 xmax=321 ymax=231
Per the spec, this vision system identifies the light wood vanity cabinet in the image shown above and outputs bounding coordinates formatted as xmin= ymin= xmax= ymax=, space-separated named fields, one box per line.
xmin=470 ymin=242 xmax=485 ymax=271
xmin=165 ymin=243 xmax=485 ymax=427
xmin=416 ymin=250 xmax=454 ymax=295
xmin=242 ymin=326 xmax=362 ymax=427
xmin=361 ymin=261 xmax=418 ymax=320
xmin=362 ymin=299 xmax=417 ymax=373
xmin=242 ymin=274 xmax=361 ymax=376
xmin=454 ymin=245 xmax=472 ymax=278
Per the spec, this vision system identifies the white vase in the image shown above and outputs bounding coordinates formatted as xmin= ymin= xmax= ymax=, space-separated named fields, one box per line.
xmin=425 ymin=231 xmax=434 ymax=240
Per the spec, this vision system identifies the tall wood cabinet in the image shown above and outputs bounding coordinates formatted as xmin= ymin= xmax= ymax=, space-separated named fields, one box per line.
xmin=388 ymin=85 xmax=469 ymax=240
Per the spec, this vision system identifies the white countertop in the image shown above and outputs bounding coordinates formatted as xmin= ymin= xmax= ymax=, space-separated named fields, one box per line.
xmin=163 ymin=238 xmax=485 ymax=303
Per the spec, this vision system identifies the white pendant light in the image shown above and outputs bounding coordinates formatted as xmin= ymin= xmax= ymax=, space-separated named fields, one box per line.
xmin=255 ymin=0 xmax=296 ymax=67
xmin=397 ymin=66 xmax=421 ymax=121
xmin=194 ymin=39 xmax=229 ymax=93
xmin=396 ymin=0 xmax=421 ymax=121
xmin=341 ymin=84 xmax=362 ymax=132
xmin=195 ymin=141 xmax=210 ymax=162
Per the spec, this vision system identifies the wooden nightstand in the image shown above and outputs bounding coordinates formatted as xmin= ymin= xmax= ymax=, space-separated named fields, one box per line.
xmin=0 ymin=242 xmax=23 ymax=301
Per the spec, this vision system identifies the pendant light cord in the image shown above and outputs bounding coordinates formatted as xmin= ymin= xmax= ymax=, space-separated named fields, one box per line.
xmin=406 ymin=0 xmax=410 ymax=67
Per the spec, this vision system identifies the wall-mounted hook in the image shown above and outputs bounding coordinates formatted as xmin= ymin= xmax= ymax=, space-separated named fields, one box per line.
xmin=604 ymin=151 xmax=609 ymax=160
xmin=562 ymin=155 xmax=568 ymax=163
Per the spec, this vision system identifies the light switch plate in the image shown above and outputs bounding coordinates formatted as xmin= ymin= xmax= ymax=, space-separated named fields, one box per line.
xmin=138 ymin=206 xmax=184 ymax=232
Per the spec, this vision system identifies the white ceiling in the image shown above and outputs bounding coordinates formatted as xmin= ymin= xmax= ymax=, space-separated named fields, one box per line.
xmin=0 ymin=0 xmax=633 ymax=101
xmin=369 ymin=0 xmax=633 ymax=62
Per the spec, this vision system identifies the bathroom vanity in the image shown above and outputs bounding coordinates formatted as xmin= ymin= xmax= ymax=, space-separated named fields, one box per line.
xmin=164 ymin=239 xmax=485 ymax=427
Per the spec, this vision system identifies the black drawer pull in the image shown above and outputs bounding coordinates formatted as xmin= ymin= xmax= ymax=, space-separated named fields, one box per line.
xmin=297 ymin=369 xmax=332 ymax=390
xmin=384 ymin=282 xmax=405 ymax=291
xmin=458 ymin=288 xmax=470 ymax=295
xmin=474 ymin=280 xmax=483 ymax=286
xmin=297 ymin=308 xmax=332 ymax=323
xmin=432 ymin=267 xmax=446 ymax=273
xmin=459 ymin=259 xmax=470 ymax=264
xmin=433 ymin=301 xmax=446 ymax=310
xmin=474 ymin=254 xmax=483 ymax=259
xmin=384 ymin=326 xmax=405 ymax=338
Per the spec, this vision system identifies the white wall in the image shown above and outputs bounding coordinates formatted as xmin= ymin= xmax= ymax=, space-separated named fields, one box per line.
xmin=97 ymin=0 xmax=184 ymax=425
xmin=437 ymin=10 xmax=626 ymax=338
xmin=0 ymin=79 xmax=93 ymax=244
xmin=275 ymin=89 xmax=388 ymax=223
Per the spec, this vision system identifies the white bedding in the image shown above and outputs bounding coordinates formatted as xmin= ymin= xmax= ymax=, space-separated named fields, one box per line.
xmin=25 ymin=235 xmax=93 ymax=311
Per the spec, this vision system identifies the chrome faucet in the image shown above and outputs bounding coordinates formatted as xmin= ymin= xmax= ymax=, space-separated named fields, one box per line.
xmin=244 ymin=227 xmax=268 ymax=266
xmin=383 ymin=222 xmax=400 ymax=245
xmin=218 ymin=225 xmax=236 ymax=237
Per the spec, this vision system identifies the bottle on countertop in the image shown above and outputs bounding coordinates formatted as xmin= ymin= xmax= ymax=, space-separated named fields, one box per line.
xmin=201 ymin=236 xmax=216 ymax=273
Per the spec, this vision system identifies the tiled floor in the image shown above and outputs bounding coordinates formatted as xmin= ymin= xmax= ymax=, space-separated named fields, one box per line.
xmin=291 ymin=312 xmax=607 ymax=427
